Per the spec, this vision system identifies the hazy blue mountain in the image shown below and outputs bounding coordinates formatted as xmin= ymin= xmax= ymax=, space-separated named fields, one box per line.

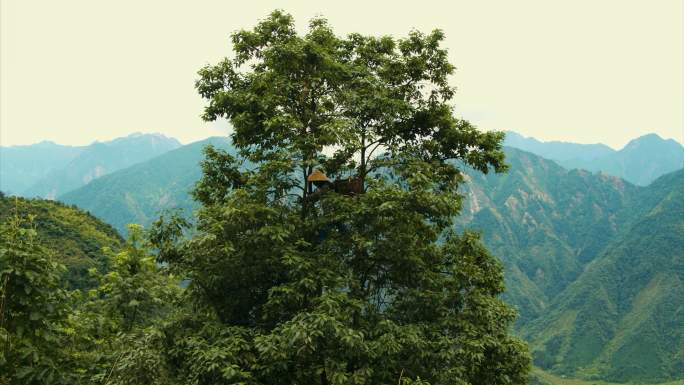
xmin=60 ymin=137 xmax=231 ymax=233
xmin=505 ymin=131 xmax=684 ymax=186
xmin=0 ymin=141 xmax=85 ymax=194
xmin=23 ymin=133 xmax=181 ymax=198
xmin=504 ymin=131 xmax=615 ymax=162
xmin=524 ymin=168 xmax=684 ymax=382
xmin=560 ymin=133 xmax=684 ymax=186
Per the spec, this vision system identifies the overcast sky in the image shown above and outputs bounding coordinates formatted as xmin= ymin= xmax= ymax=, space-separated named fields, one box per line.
xmin=1 ymin=0 xmax=682 ymax=149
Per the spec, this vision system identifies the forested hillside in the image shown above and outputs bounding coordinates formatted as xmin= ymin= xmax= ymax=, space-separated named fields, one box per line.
xmin=459 ymin=153 xmax=684 ymax=382
xmin=524 ymin=169 xmax=684 ymax=382
xmin=7 ymin=144 xmax=683 ymax=383
xmin=456 ymin=148 xmax=638 ymax=324
xmin=0 ymin=194 xmax=123 ymax=288
xmin=58 ymin=138 xmax=684 ymax=383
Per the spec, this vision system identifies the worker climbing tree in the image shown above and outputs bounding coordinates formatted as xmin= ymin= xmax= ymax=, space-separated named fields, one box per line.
xmin=150 ymin=10 xmax=531 ymax=385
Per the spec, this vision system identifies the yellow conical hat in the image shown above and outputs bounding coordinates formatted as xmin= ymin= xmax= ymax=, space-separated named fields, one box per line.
xmin=307 ymin=169 xmax=330 ymax=182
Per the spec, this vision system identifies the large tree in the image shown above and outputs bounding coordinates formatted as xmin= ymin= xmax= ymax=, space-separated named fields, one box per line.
xmin=153 ymin=10 xmax=530 ymax=385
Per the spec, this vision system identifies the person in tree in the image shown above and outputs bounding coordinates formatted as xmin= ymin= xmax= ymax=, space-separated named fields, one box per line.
xmin=152 ymin=10 xmax=530 ymax=385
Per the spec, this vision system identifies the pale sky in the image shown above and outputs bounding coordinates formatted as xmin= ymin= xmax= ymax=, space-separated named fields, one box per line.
xmin=1 ymin=0 xmax=682 ymax=149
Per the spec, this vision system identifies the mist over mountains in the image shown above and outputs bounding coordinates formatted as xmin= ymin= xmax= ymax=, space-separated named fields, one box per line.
xmin=504 ymin=131 xmax=684 ymax=186
xmin=59 ymin=137 xmax=231 ymax=232
xmin=0 ymin=141 xmax=85 ymax=195
xmin=1 ymin=131 xmax=683 ymax=382
xmin=1 ymin=133 xmax=181 ymax=198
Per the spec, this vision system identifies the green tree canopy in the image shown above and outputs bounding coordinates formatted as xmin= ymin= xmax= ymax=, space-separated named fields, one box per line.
xmin=69 ymin=224 xmax=181 ymax=385
xmin=0 ymin=211 xmax=71 ymax=385
xmin=152 ymin=10 xmax=530 ymax=385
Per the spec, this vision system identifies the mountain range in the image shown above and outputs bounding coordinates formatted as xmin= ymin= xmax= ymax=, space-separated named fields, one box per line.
xmin=0 ymin=141 xmax=84 ymax=195
xmin=504 ymin=131 xmax=684 ymax=186
xmin=2 ymin=131 xmax=683 ymax=382
xmin=0 ymin=133 xmax=181 ymax=198
xmin=524 ymin=169 xmax=684 ymax=382
xmin=5 ymin=131 xmax=680 ymax=202
xmin=455 ymin=149 xmax=639 ymax=325
xmin=59 ymin=137 xmax=231 ymax=232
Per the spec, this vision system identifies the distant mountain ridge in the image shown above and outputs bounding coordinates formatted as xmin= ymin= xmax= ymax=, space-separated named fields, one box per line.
xmin=1 ymin=133 xmax=181 ymax=198
xmin=0 ymin=141 xmax=85 ymax=195
xmin=60 ymin=137 xmax=232 ymax=233
xmin=504 ymin=131 xmax=684 ymax=185
xmin=562 ymin=134 xmax=684 ymax=186
xmin=504 ymin=131 xmax=615 ymax=162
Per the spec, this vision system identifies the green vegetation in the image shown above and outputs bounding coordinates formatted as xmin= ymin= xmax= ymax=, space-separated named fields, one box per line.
xmin=54 ymin=134 xmax=684 ymax=383
xmin=532 ymin=367 xmax=684 ymax=385
xmin=532 ymin=368 xmax=635 ymax=385
xmin=67 ymin=225 xmax=181 ymax=384
xmin=0 ymin=218 xmax=179 ymax=384
xmin=58 ymin=136 xmax=684 ymax=383
xmin=525 ymin=169 xmax=684 ymax=382
xmin=0 ymin=195 xmax=122 ymax=289
xmin=457 ymin=147 xmax=639 ymax=324
xmin=0 ymin=211 xmax=73 ymax=384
